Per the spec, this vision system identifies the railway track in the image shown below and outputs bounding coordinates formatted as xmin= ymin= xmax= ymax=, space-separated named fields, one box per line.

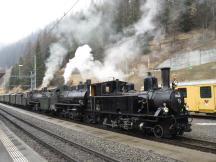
xmin=93 ymin=121 xmax=216 ymax=154
xmin=117 ymin=129 xmax=216 ymax=154
xmin=0 ymin=107 xmax=119 ymax=162
xmin=1 ymin=104 xmax=216 ymax=156
xmin=114 ymin=130 xmax=216 ymax=154
xmin=149 ymin=136 xmax=216 ymax=154
xmin=176 ymin=137 xmax=216 ymax=154
xmin=82 ymin=116 xmax=216 ymax=154
xmin=189 ymin=114 xmax=216 ymax=120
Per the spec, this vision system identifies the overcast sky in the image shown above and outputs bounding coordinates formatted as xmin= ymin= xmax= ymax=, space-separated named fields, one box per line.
xmin=0 ymin=0 xmax=95 ymax=46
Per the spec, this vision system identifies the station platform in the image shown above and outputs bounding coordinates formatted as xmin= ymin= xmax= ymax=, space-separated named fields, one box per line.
xmin=0 ymin=140 xmax=13 ymax=162
xmin=0 ymin=120 xmax=47 ymax=162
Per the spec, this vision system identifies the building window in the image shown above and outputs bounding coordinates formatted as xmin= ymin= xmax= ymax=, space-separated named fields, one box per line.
xmin=200 ymin=86 xmax=211 ymax=98
xmin=178 ymin=88 xmax=187 ymax=98
xmin=105 ymin=86 xmax=110 ymax=93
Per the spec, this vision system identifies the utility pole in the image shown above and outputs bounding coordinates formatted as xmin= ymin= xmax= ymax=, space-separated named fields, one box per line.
xmin=34 ymin=55 xmax=37 ymax=89
xmin=9 ymin=56 xmax=36 ymax=90
xmin=18 ymin=64 xmax=23 ymax=79
xmin=125 ymin=59 xmax=128 ymax=81
xmin=147 ymin=56 xmax=150 ymax=69
xmin=30 ymin=71 xmax=33 ymax=91
xmin=19 ymin=66 xmax=20 ymax=79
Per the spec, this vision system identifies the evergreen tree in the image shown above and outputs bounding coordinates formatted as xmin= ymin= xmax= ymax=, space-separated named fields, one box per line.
xmin=8 ymin=64 xmax=19 ymax=89
xmin=158 ymin=0 xmax=170 ymax=34
xmin=179 ymin=0 xmax=196 ymax=32
xmin=115 ymin=0 xmax=141 ymax=32
xmin=35 ymin=40 xmax=45 ymax=87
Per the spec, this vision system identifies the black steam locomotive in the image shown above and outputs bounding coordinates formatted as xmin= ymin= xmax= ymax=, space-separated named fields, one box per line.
xmin=0 ymin=68 xmax=191 ymax=138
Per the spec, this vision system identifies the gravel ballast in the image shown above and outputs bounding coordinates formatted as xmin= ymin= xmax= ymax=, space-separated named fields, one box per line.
xmin=0 ymin=115 xmax=67 ymax=162
xmin=184 ymin=118 xmax=216 ymax=143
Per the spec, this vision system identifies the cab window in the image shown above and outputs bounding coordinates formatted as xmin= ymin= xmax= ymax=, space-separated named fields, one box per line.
xmin=105 ymin=86 xmax=110 ymax=93
xmin=102 ymin=84 xmax=112 ymax=94
xmin=178 ymin=88 xmax=187 ymax=98
xmin=200 ymin=86 xmax=211 ymax=98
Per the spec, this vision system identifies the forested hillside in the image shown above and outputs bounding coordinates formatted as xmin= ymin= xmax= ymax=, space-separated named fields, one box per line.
xmin=2 ymin=0 xmax=216 ymax=90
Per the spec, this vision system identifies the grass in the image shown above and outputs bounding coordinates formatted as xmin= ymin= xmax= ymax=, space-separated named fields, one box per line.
xmin=171 ymin=62 xmax=216 ymax=82
xmin=152 ymin=62 xmax=216 ymax=84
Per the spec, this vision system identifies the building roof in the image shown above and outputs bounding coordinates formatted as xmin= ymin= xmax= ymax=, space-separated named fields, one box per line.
xmin=177 ymin=79 xmax=216 ymax=86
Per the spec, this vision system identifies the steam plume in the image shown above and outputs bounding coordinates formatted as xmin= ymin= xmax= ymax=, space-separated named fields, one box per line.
xmin=42 ymin=1 xmax=115 ymax=87
xmin=63 ymin=44 xmax=125 ymax=84
xmin=43 ymin=0 xmax=161 ymax=86
xmin=42 ymin=43 xmax=67 ymax=87
xmin=63 ymin=0 xmax=160 ymax=84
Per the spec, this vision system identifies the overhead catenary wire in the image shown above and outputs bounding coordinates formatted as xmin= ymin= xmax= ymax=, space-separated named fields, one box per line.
xmin=48 ymin=0 xmax=80 ymax=32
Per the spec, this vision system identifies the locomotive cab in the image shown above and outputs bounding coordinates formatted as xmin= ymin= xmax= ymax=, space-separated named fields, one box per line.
xmin=91 ymin=79 xmax=135 ymax=96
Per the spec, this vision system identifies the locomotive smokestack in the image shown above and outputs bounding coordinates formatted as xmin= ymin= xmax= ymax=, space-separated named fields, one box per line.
xmin=161 ymin=67 xmax=170 ymax=89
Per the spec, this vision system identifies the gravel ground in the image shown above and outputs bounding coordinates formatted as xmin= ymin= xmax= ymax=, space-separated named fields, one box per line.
xmin=0 ymin=109 xmax=105 ymax=162
xmin=0 ymin=115 xmax=67 ymax=162
xmin=183 ymin=118 xmax=216 ymax=143
xmin=0 ymin=106 xmax=181 ymax=162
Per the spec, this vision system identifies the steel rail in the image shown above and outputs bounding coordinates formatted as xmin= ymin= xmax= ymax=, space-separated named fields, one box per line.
xmin=190 ymin=114 xmax=216 ymax=120
xmin=2 ymin=104 xmax=216 ymax=155
xmin=0 ymin=107 xmax=119 ymax=162
xmin=149 ymin=136 xmax=216 ymax=154
xmin=0 ymin=111 xmax=78 ymax=162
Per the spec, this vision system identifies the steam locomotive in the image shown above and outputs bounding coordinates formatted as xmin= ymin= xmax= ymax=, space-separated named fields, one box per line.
xmin=0 ymin=68 xmax=191 ymax=138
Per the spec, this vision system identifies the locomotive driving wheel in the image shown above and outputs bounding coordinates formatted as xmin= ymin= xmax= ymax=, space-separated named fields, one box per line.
xmin=153 ymin=125 xmax=164 ymax=138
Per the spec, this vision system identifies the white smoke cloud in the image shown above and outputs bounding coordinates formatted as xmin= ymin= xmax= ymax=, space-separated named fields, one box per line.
xmin=43 ymin=0 xmax=161 ymax=86
xmin=63 ymin=44 xmax=125 ymax=84
xmin=42 ymin=43 xmax=67 ymax=87
xmin=135 ymin=0 xmax=158 ymax=35
xmin=0 ymin=68 xmax=12 ymax=89
xmin=42 ymin=1 xmax=117 ymax=87
xmin=104 ymin=0 xmax=160 ymax=64
xmin=55 ymin=0 xmax=117 ymax=47
xmin=100 ymin=0 xmax=159 ymax=78
xmin=63 ymin=0 xmax=161 ymax=84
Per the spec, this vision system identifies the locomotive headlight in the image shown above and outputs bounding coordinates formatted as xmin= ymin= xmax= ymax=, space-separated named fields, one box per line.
xmin=184 ymin=104 xmax=189 ymax=111
xmin=163 ymin=103 xmax=169 ymax=113
xmin=163 ymin=107 xmax=169 ymax=113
